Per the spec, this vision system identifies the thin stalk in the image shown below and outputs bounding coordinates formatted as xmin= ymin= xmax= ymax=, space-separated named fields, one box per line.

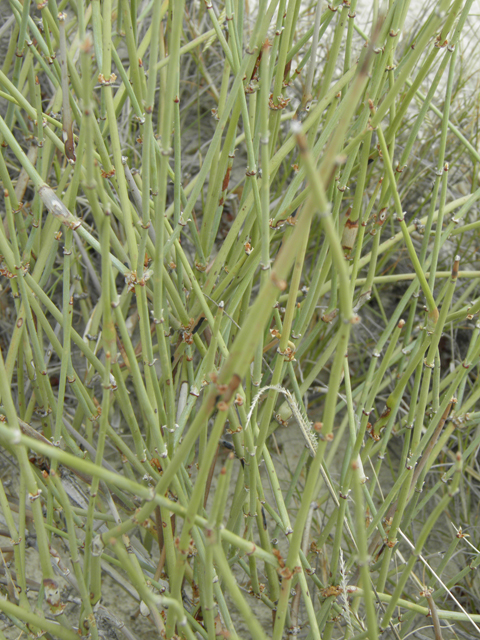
xmin=352 ymin=463 xmax=379 ymax=640
xmin=380 ymin=454 xmax=462 ymax=629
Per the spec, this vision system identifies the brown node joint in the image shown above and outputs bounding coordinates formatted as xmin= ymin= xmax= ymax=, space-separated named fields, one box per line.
xmin=245 ymin=82 xmax=259 ymax=94
xmin=100 ymin=167 xmax=116 ymax=179
xmin=321 ymin=585 xmax=342 ymax=598
xmin=319 ymin=432 xmax=334 ymax=442
xmin=277 ymin=566 xmax=293 ymax=580
xmin=97 ymin=73 xmax=117 ymax=86
xmin=268 ymin=93 xmax=290 ymax=110
xmin=322 ymin=309 xmax=339 ymax=323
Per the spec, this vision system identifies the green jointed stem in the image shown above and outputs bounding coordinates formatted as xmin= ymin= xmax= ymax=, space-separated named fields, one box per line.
xmin=0 ymin=2 xmax=479 ymax=638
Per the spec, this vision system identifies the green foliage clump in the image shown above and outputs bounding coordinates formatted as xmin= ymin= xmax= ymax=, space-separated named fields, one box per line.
xmin=1 ymin=1 xmax=480 ymax=639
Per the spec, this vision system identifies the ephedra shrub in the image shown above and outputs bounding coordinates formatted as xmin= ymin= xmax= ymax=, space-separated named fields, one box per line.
xmin=0 ymin=1 xmax=480 ymax=639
